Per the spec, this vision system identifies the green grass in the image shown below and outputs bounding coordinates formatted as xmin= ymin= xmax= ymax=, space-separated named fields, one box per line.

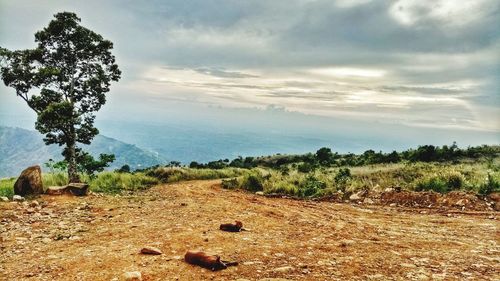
xmin=2 ymin=159 xmax=498 ymax=199
xmin=222 ymin=160 xmax=500 ymax=198
xmin=0 ymin=167 xmax=246 ymax=197
xmin=0 ymin=177 xmax=15 ymax=198
xmin=146 ymin=167 xmax=245 ymax=183
xmin=90 ymin=172 xmax=159 ymax=193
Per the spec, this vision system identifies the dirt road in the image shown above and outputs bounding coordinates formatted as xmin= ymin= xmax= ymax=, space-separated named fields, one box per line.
xmin=0 ymin=180 xmax=498 ymax=280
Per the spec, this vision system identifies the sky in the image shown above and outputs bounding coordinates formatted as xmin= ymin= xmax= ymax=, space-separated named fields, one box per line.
xmin=0 ymin=0 xmax=499 ymax=160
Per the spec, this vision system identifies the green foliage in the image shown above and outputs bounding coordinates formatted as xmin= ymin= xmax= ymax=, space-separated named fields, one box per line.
xmin=221 ymin=178 xmax=239 ymax=189
xmin=415 ymin=176 xmax=448 ymax=193
xmin=240 ymin=171 xmax=265 ymax=192
xmin=117 ymin=164 xmax=131 ymax=173
xmin=43 ymin=172 xmax=70 ymax=187
xmin=44 ymin=159 xmax=68 ymax=173
xmin=44 ymin=151 xmax=115 ymax=178
xmin=415 ymin=170 xmax=466 ymax=193
xmin=335 ymin=167 xmax=352 ymax=183
xmin=316 ymin=147 xmax=334 ymax=165
xmin=222 ymin=158 xmax=499 ymax=198
xmin=334 ymin=167 xmax=352 ymax=192
xmin=0 ymin=177 xmax=15 ymax=198
xmin=478 ymin=173 xmax=500 ymax=195
xmin=299 ymin=175 xmax=327 ymax=197
xmin=0 ymin=12 xmax=121 ymax=182
xmin=266 ymin=181 xmax=299 ymax=195
xmin=90 ymin=172 xmax=158 ymax=194
xmin=146 ymin=167 xmax=244 ymax=183
xmin=77 ymin=152 xmax=115 ymax=177
xmin=298 ymin=162 xmax=315 ymax=173
xmin=169 ymin=144 xmax=499 ymax=174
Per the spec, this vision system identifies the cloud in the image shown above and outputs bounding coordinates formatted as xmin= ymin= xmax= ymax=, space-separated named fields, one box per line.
xmin=0 ymin=0 xmax=499 ymax=134
xmin=389 ymin=0 xmax=499 ymax=27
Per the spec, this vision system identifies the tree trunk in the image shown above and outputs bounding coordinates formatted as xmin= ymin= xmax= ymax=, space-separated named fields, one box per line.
xmin=67 ymin=131 xmax=80 ymax=183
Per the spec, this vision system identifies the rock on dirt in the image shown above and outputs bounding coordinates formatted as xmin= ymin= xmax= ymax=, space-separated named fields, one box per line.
xmin=488 ymin=192 xmax=500 ymax=211
xmin=122 ymin=271 xmax=142 ymax=281
xmin=363 ymin=198 xmax=375 ymax=204
xmin=46 ymin=183 xmax=89 ymax=196
xmin=14 ymin=165 xmax=43 ymax=196
xmin=140 ymin=247 xmax=162 ymax=255
xmin=0 ymin=196 xmax=8 ymax=202
xmin=349 ymin=193 xmax=362 ymax=201
xmin=272 ymin=266 xmax=294 ymax=273
xmin=13 ymin=195 xmax=25 ymax=201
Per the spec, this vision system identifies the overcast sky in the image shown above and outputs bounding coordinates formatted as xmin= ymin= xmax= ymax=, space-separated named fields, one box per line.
xmin=0 ymin=0 xmax=499 ymax=140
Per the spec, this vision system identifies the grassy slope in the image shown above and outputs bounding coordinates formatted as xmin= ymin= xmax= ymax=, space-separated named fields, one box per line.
xmin=0 ymin=167 xmax=244 ymax=198
xmin=1 ymin=160 xmax=498 ymax=198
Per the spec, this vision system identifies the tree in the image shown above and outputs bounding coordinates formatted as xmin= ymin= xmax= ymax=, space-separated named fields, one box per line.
xmin=316 ymin=147 xmax=333 ymax=165
xmin=117 ymin=164 xmax=131 ymax=173
xmin=0 ymin=12 xmax=121 ymax=183
xmin=77 ymin=152 xmax=115 ymax=177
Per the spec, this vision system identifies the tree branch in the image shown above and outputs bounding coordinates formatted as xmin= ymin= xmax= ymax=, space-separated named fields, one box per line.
xmin=16 ymin=90 xmax=40 ymax=114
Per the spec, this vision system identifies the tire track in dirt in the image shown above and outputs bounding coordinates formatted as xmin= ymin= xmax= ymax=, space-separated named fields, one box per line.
xmin=0 ymin=180 xmax=498 ymax=280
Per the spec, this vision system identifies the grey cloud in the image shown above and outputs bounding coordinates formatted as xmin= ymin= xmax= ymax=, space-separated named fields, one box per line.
xmin=193 ymin=67 xmax=259 ymax=78
xmin=0 ymin=0 xmax=498 ymax=133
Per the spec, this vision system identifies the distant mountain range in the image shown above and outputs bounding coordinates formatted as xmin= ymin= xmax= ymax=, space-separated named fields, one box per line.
xmin=0 ymin=126 xmax=165 ymax=178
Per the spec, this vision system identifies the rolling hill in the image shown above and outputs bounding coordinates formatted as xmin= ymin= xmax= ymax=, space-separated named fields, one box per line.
xmin=0 ymin=126 xmax=165 ymax=177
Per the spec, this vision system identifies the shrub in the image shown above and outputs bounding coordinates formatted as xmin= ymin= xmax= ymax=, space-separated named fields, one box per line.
xmin=90 ymin=172 xmax=158 ymax=193
xmin=221 ymin=178 xmax=239 ymax=189
xmin=478 ymin=173 xmax=500 ymax=195
xmin=443 ymin=171 xmax=465 ymax=190
xmin=241 ymin=171 xmax=264 ymax=192
xmin=299 ymin=175 xmax=327 ymax=197
xmin=335 ymin=168 xmax=351 ymax=183
xmin=117 ymin=165 xmax=131 ymax=173
xmin=298 ymin=162 xmax=314 ymax=173
xmin=415 ymin=175 xmax=448 ymax=193
xmin=266 ymin=181 xmax=299 ymax=195
xmin=147 ymin=167 xmax=244 ymax=183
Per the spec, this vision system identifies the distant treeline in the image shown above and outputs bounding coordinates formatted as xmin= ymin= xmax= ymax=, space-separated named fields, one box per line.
xmin=184 ymin=143 xmax=499 ymax=171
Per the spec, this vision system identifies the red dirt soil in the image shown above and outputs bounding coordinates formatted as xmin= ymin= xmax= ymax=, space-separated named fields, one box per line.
xmin=0 ymin=180 xmax=498 ymax=280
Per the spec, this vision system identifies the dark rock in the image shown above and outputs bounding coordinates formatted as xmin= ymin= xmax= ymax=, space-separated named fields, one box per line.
xmin=14 ymin=165 xmax=43 ymax=196
xmin=220 ymin=221 xmax=244 ymax=232
xmin=488 ymin=192 xmax=500 ymax=211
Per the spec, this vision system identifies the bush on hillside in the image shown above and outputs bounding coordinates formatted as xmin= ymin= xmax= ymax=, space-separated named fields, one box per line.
xmin=299 ymin=175 xmax=327 ymax=197
xmin=478 ymin=173 xmax=500 ymax=195
xmin=240 ymin=171 xmax=264 ymax=192
xmin=415 ymin=171 xmax=465 ymax=193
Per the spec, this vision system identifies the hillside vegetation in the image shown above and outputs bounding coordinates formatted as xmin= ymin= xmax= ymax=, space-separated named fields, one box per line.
xmin=1 ymin=144 xmax=498 ymax=199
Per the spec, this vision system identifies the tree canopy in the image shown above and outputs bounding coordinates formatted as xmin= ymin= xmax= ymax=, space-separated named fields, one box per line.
xmin=0 ymin=12 xmax=121 ymax=182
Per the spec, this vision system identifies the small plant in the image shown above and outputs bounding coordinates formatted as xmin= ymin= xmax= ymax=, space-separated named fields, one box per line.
xmin=221 ymin=178 xmax=239 ymax=189
xmin=298 ymin=162 xmax=314 ymax=173
xmin=117 ymin=164 xmax=131 ymax=173
xmin=267 ymin=181 xmax=299 ymax=195
xmin=241 ymin=171 xmax=264 ymax=192
xmin=415 ymin=175 xmax=448 ymax=193
xmin=299 ymin=175 xmax=327 ymax=197
xmin=478 ymin=173 xmax=500 ymax=195
xmin=335 ymin=168 xmax=351 ymax=183
xmin=334 ymin=167 xmax=351 ymax=192
xmin=90 ymin=172 xmax=158 ymax=193
xmin=443 ymin=171 xmax=465 ymax=190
